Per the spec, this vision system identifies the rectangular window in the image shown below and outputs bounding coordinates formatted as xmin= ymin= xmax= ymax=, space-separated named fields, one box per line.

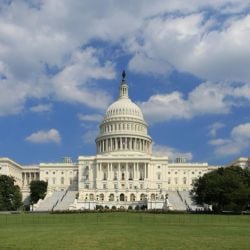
xmin=168 ymin=178 xmax=171 ymax=184
xmin=103 ymin=184 xmax=106 ymax=189
xmin=183 ymin=177 xmax=187 ymax=184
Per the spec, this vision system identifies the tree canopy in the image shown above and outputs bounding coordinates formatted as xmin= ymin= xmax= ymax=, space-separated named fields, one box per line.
xmin=30 ymin=180 xmax=48 ymax=204
xmin=192 ymin=166 xmax=250 ymax=212
xmin=0 ymin=175 xmax=22 ymax=211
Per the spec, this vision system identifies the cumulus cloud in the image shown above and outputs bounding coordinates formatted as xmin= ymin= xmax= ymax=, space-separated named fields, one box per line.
xmin=51 ymin=48 xmax=115 ymax=109
xmin=152 ymin=143 xmax=193 ymax=161
xmin=1 ymin=0 xmax=250 ymax=117
xmin=128 ymin=11 xmax=250 ymax=83
xmin=30 ymin=104 xmax=52 ymax=113
xmin=208 ymin=122 xmax=225 ymax=137
xmin=209 ymin=123 xmax=250 ymax=156
xmin=78 ymin=114 xmax=103 ymax=123
xmin=139 ymin=81 xmax=250 ymax=123
xmin=25 ymin=129 xmax=61 ymax=144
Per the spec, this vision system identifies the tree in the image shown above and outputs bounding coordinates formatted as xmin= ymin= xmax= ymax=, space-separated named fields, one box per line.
xmin=0 ymin=175 xmax=22 ymax=211
xmin=30 ymin=180 xmax=48 ymax=204
xmin=192 ymin=166 xmax=250 ymax=212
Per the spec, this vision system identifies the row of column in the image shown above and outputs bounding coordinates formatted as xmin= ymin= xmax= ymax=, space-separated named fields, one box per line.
xmin=22 ymin=172 xmax=39 ymax=186
xmin=97 ymin=137 xmax=151 ymax=153
xmin=96 ymin=162 xmax=149 ymax=181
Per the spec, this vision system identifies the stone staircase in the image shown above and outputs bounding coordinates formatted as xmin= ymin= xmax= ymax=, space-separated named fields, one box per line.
xmin=34 ymin=191 xmax=65 ymax=211
xmin=178 ymin=191 xmax=204 ymax=211
xmin=167 ymin=191 xmax=187 ymax=211
xmin=54 ymin=191 xmax=77 ymax=211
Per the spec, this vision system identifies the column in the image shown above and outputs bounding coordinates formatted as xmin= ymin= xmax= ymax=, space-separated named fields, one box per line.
xmin=118 ymin=162 xmax=120 ymax=181
xmin=135 ymin=163 xmax=138 ymax=180
xmin=125 ymin=137 xmax=128 ymax=150
xmin=27 ymin=173 xmax=30 ymax=185
xmin=144 ymin=164 xmax=146 ymax=179
xmin=125 ymin=162 xmax=128 ymax=181
xmin=107 ymin=163 xmax=109 ymax=180
xmin=97 ymin=163 xmax=99 ymax=180
xmin=110 ymin=162 xmax=113 ymax=181
xmin=23 ymin=173 xmax=26 ymax=186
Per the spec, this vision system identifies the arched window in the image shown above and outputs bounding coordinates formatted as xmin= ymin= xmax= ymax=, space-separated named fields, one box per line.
xmin=140 ymin=193 xmax=145 ymax=200
xmin=109 ymin=193 xmax=114 ymax=201
xmin=120 ymin=193 xmax=125 ymax=201
xmin=130 ymin=193 xmax=135 ymax=201
xmin=151 ymin=193 xmax=155 ymax=200
xmin=100 ymin=193 xmax=104 ymax=201
xmin=90 ymin=193 xmax=94 ymax=201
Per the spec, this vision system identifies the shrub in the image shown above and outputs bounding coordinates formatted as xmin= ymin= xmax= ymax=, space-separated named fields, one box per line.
xmin=135 ymin=205 xmax=140 ymax=211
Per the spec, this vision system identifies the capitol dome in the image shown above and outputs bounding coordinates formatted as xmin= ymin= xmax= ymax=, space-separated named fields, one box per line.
xmin=96 ymin=71 xmax=152 ymax=155
xmin=105 ymin=97 xmax=144 ymax=120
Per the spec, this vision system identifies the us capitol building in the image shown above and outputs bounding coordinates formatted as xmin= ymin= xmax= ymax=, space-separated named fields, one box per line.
xmin=1 ymin=72 xmax=248 ymax=211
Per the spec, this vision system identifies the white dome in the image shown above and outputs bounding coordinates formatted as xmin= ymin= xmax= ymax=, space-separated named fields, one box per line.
xmin=105 ymin=98 xmax=144 ymax=120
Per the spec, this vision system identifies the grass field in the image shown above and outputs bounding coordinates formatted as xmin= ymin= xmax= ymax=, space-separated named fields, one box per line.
xmin=0 ymin=212 xmax=250 ymax=250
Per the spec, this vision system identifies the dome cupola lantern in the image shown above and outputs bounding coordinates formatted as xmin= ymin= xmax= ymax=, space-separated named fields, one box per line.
xmin=119 ymin=70 xmax=129 ymax=99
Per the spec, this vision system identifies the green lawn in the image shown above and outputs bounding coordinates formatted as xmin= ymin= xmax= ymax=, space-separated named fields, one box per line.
xmin=0 ymin=212 xmax=250 ymax=249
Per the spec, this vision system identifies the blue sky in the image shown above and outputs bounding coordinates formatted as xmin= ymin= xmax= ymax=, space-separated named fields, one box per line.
xmin=0 ymin=0 xmax=250 ymax=165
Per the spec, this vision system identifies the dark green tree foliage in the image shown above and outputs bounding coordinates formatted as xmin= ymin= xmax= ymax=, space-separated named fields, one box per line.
xmin=0 ymin=175 xmax=22 ymax=211
xmin=30 ymin=180 xmax=48 ymax=204
xmin=192 ymin=166 xmax=250 ymax=212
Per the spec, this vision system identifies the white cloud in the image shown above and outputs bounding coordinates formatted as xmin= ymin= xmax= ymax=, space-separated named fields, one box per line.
xmin=30 ymin=104 xmax=52 ymax=113
xmin=25 ymin=129 xmax=61 ymax=144
xmin=52 ymin=48 xmax=115 ymax=109
xmin=139 ymin=81 xmax=250 ymax=123
xmin=128 ymin=12 xmax=250 ymax=83
xmin=209 ymin=123 xmax=250 ymax=156
xmin=152 ymin=143 xmax=193 ymax=161
xmin=128 ymin=53 xmax=172 ymax=75
xmin=208 ymin=122 xmax=225 ymax=137
xmin=78 ymin=114 xmax=103 ymax=123
xmin=1 ymin=0 xmax=250 ymax=116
